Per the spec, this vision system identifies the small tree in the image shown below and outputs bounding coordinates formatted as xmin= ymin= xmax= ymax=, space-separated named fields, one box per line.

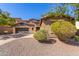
xmin=69 ymin=4 xmax=79 ymax=21
xmin=0 ymin=9 xmax=16 ymax=34
xmin=42 ymin=3 xmax=69 ymax=18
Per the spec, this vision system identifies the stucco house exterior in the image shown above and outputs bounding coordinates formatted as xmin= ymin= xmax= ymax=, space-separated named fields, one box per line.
xmin=0 ymin=26 xmax=13 ymax=34
xmin=0 ymin=14 xmax=78 ymax=34
xmin=0 ymin=18 xmax=40 ymax=34
xmin=14 ymin=18 xmax=40 ymax=33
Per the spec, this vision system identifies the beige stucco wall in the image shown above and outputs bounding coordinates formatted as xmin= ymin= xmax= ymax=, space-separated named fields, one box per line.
xmin=0 ymin=27 xmax=13 ymax=34
xmin=76 ymin=21 xmax=79 ymax=29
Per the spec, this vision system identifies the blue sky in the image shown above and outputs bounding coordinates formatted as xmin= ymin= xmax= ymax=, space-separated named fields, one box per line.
xmin=0 ymin=3 xmax=53 ymax=20
xmin=0 ymin=3 xmax=75 ymax=20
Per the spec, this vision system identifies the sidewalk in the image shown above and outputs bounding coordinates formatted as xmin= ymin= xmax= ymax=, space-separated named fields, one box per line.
xmin=0 ymin=34 xmax=33 ymax=46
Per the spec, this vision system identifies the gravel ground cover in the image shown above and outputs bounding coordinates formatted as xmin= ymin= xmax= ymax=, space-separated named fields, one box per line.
xmin=0 ymin=36 xmax=79 ymax=56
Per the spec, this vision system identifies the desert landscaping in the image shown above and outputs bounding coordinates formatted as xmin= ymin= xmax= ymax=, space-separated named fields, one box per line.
xmin=0 ymin=3 xmax=79 ymax=56
xmin=0 ymin=33 xmax=79 ymax=56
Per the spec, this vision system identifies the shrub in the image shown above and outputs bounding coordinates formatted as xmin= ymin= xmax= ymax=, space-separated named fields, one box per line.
xmin=74 ymin=35 xmax=79 ymax=41
xmin=33 ymin=29 xmax=47 ymax=41
xmin=76 ymin=29 xmax=79 ymax=36
xmin=50 ymin=20 xmax=77 ymax=41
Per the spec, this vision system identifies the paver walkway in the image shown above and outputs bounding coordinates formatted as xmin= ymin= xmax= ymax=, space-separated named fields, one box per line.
xmin=0 ymin=34 xmax=79 ymax=56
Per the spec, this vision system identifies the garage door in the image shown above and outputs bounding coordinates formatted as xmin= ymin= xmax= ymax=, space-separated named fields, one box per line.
xmin=16 ymin=28 xmax=29 ymax=33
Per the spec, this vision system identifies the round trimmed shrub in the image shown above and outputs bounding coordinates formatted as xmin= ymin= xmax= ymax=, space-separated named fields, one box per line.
xmin=50 ymin=20 xmax=77 ymax=41
xmin=33 ymin=29 xmax=47 ymax=42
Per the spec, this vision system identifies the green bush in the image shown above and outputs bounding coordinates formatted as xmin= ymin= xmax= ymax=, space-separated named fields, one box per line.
xmin=75 ymin=35 xmax=79 ymax=41
xmin=50 ymin=20 xmax=77 ymax=41
xmin=33 ymin=29 xmax=47 ymax=41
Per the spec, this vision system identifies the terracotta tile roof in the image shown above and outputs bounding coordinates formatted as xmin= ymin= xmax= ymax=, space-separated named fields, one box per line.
xmin=14 ymin=18 xmax=40 ymax=27
xmin=15 ymin=18 xmax=23 ymax=23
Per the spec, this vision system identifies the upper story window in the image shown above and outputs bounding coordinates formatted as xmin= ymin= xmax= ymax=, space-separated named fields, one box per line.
xmin=17 ymin=23 xmax=28 ymax=26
